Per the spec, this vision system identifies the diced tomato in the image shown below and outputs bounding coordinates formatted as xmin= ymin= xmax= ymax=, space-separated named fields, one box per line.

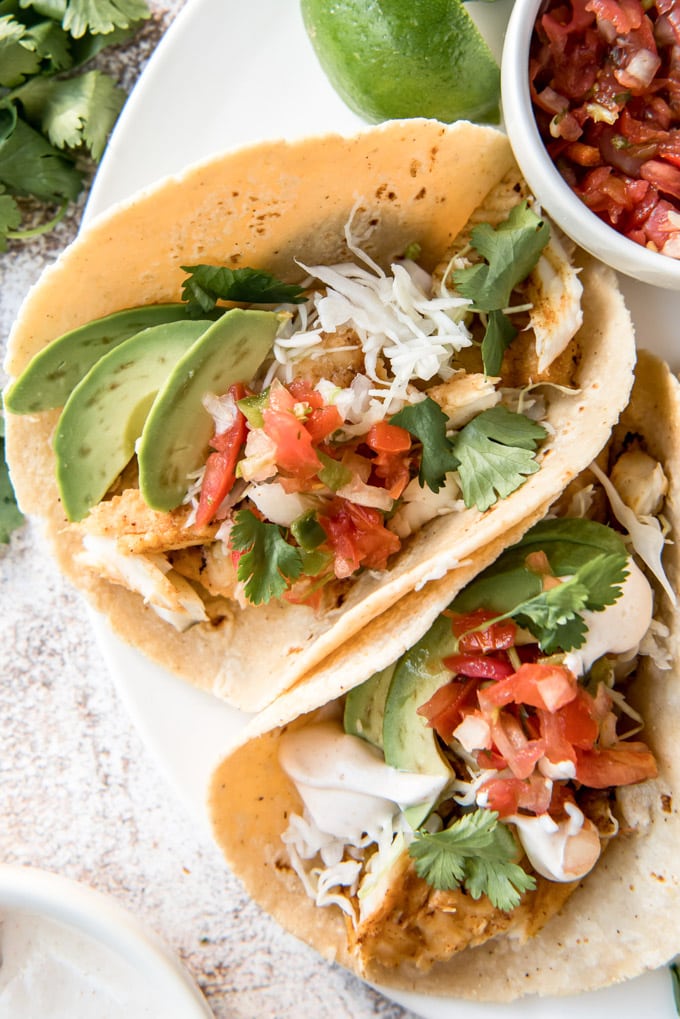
xmin=538 ymin=687 xmax=600 ymax=762
xmin=488 ymin=712 xmax=546 ymax=779
xmin=450 ymin=609 xmax=518 ymax=653
xmin=417 ymin=679 xmax=479 ymax=742
xmin=443 ymin=653 xmax=514 ymax=681
xmin=575 ymin=741 xmax=658 ymax=786
xmin=196 ymin=383 xmax=247 ymax=527
xmin=479 ymin=662 xmax=578 ymax=714
xmin=479 ymin=776 xmax=524 ymax=817
xmin=318 ymin=499 xmax=401 ymax=579
xmin=305 ymin=405 xmax=343 ymax=444
xmin=366 ymin=421 xmax=412 ymax=454
xmin=286 ymin=377 xmax=324 ymax=409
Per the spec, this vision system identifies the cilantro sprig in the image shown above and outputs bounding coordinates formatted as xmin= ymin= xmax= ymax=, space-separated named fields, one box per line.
xmin=409 ymin=809 xmax=536 ymax=912
xmin=452 ymin=202 xmax=550 ymax=376
xmin=230 ymin=508 xmax=303 ymax=605
xmin=390 ymin=399 xmax=546 ymax=511
xmin=0 ymin=0 xmax=149 ymax=249
xmin=181 ymin=265 xmax=307 ymax=316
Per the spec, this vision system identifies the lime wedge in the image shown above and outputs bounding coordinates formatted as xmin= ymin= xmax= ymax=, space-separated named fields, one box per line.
xmin=301 ymin=0 xmax=500 ymax=124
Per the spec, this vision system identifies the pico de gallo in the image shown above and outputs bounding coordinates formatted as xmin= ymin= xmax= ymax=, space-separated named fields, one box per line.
xmin=530 ymin=0 xmax=680 ymax=257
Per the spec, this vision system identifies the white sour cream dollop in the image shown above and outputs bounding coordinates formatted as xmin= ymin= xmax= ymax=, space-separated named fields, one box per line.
xmin=563 ymin=557 xmax=653 ymax=677
xmin=279 ymin=720 xmax=448 ymax=842
xmin=508 ymin=802 xmax=601 ymax=882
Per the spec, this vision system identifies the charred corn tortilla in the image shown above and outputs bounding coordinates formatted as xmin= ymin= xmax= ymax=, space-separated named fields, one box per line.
xmin=209 ymin=352 xmax=680 ymax=1000
xmin=4 ymin=119 xmax=635 ymax=712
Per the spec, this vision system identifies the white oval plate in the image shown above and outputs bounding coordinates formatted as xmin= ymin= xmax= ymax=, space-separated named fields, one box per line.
xmin=84 ymin=1 xmax=679 ymax=1016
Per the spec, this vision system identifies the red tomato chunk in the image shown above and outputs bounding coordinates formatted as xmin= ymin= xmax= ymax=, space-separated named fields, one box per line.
xmin=531 ymin=0 xmax=680 ymax=257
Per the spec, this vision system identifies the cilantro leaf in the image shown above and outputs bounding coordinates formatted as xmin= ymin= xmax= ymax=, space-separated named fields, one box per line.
xmin=0 ymin=109 xmax=81 ymax=201
xmin=0 ymin=185 xmax=21 ymax=251
xmin=0 ymin=14 xmax=41 ymax=87
xmin=14 ymin=70 xmax=125 ymax=159
xmin=389 ymin=397 xmax=460 ymax=493
xmin=452 ymin=202 xmax=550 ymax=312
xmin=61 ymin=0 xmax=149 ymax=38
xmin=181 ymin=265 xmax=307 ymax=316
xmin=26 ymin=18 xmax=73 ymax=71
xmin=481 ymin=308 xmax=517 ymax=378
xmin=492 ymin=552 xmax=629 ymax=653
xmin=230 ymin=508 xmax=303 ymax=605
xmin=452 ymin=406 xmax=547 ymax=511
xmin=409 ymin=810 xmax=535 ymax=912
xmin=0 ymin=415 xmax=24 ymax=543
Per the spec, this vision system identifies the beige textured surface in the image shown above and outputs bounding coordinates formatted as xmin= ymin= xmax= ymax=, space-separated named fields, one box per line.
xmin=0 ymin=3 xmax=415 ymax=1016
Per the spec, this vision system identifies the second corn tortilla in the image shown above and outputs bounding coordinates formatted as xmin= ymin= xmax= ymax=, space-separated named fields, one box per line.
xmin=5 ymin=119 xmax=635 ymax=711
xmin=209 ymin=350 xmax=680 ymax=1000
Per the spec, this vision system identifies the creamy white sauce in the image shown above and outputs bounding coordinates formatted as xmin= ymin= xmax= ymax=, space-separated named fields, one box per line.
xmin=0 ymin=911 xmax=166 ymax=1019
xmin=279 ymin=721 xmax=448 ymax=842
xmin=508 ymin=802 xmax=601 ymax=882
xmin=538 ymin=757 xmax=577 ymax=780
xmin=563 ymin=557 xmax=653 ymax=677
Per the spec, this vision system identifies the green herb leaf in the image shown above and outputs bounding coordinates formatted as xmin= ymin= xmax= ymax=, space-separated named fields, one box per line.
xmin=0 ymin=185 xmax=21 ymax=251
xmin=464 ymin=550 xmax=629 ymax=654
xmin=409 ymin=810 xmax=536 ymax=911
xmin=14 ymin=69 xmax=125 ymax=159
xmin=0 ymin=113 xmax=81 ymax=201
xmin=452 ymin=201 xmax=550 ymax=312
xmin=230 ymin=508 xmax=303 ymax=604
xmin=389 ymin=396 xmax=459 ymax=493
xmin=181 ymin=265 xmax=307 ymax=316
xmin=452 ymin=406 xmax=547 ymax=511
xmin=0 ymin=414 xmax=24 ymax=543
xmin=480 ymin=308 xmax=517 ymax=377
xmin=0 ymin=14 xmax=41 ymax=87
xmin=61 ymin=0 xmax=149 ymax=38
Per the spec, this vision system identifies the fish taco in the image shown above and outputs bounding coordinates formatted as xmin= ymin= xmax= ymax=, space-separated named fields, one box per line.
xmin=209 ymin=350 xmax=679 ymax=999
xmin=4 ymin=119 xmax=636 ymax=711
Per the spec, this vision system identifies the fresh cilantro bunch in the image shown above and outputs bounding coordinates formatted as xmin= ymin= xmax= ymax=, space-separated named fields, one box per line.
xmin=409 ymin=809 xmax=536 ymax=911
xmin=452 ymin=201 xmax=550 ymax=375
xmin=0 ymin=0 xmax=150 ymax=250
xmin=390 ymin=398 xmax=547 ymax=512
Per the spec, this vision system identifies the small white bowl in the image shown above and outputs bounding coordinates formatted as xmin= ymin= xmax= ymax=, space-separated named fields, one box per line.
xmin=0 ymin=864 xmax=213 ymax=1018
xmin=501 ymin=0 xmax=680 ymax=289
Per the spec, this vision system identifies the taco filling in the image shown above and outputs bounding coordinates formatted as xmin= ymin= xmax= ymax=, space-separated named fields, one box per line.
xmin=268 ymin=430 xmax=673 ymax=974
xmin=7 ymin=183 xmax=583 ymax=627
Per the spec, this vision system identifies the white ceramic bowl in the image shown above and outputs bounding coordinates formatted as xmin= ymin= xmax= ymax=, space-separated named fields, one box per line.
xmin=0 ymin=864 xmax=213 ymax=1018
xmin=501 ymin=0 xmax=680 ymax=289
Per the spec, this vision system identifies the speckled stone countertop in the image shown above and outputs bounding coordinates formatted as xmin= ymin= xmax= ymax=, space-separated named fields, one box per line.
xmin=0 ymin=4 xmax=415 ymax=1016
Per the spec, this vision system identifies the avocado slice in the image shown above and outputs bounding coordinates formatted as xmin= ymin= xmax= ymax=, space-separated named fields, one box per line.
xmin=382 ymin=613 xmax=456 ymax=829
xmin=5 ymin=304 xmax=207 ymax=414
xmin=54 ymin=319 xmax=213 ymax=522
xmin=344 ymin=663 xmax=396 ymax=749
xmin=138 ymin=308 xmax=279 ymax=512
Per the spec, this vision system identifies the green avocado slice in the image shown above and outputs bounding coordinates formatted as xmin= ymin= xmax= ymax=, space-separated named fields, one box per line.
xmin=138 ymin=308 xmax=279 ymax=512
xmin=55 ymin=319 xmax=214 ymax=522
xmin=5 ymin=304 xmax=208 ymax=414
xmin=344 ymin=663 xmax=396 ymax=749
xmin=382 ymin=613 xmax=455 ymax=829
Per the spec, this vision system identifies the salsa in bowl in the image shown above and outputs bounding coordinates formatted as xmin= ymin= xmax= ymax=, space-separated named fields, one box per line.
xmin=502 ymin=0 xmax=680 ymax=287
